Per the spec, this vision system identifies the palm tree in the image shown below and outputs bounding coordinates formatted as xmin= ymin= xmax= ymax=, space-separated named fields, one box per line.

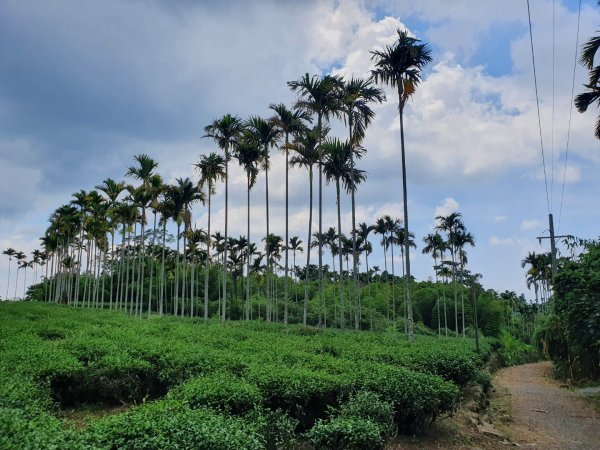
xmin=422 ymin=232 xmax=446 ymax=335
xmin=96 ymin=178 xmax=126 ymax=309
xmin=371 ymin=29 xmax=432 ymax=340
xmin=3 ymin=248 xmax=16 ymax=300
xmin=126 ymin=154 xmax=158 ymax=315
xmin=269 ymin=103 xmax=310 ymax=324
xmin=340 ymin=77 xmax=385 ymax=318
xmin=322 ymin=138 xmax=366 ymax=329
xmin=288 ymin=73 xmax=343 ymax=324
xmin=436 ymin=212 xmax=465 ymax=337
xmin=14 ymin=251 xmax=26 ymax=299
xmin=233 ymin=135 xmax=261 ymax=320
xmin=194 ymin=152 xmax=227 ymax=320
xmin=452 ymin=228 xmax=475 ymax=337
xmin=245 ymin=116 xmax=281 ymax=322
xmin=146 ymin=174 xmax=164 ymax=315
xmin=289 ymin=126 xmax=321 ymax=325
xmin=204 ymin=114 xmax=244 ymax=322
xmin=575 ymin=6 xmax=600 ymax=140
xmin=288 ymin=236 xmax=303 ymax=309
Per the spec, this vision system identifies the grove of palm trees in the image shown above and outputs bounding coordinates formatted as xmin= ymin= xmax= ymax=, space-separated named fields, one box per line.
xmin=2 ymin=3 xmax=600 ymax=449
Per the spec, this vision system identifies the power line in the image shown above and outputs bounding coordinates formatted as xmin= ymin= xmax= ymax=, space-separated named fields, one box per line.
xmin=558 ymin=0 xmax=582 ymax=233
xmin=526 ymin=0 xmax=551 ymax=215
xmin=550 ymin=0 xmax=555 ymax=208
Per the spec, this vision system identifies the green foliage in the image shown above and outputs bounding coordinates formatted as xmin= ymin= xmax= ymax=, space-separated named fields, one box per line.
xmin=0 ymin=302 xmax=489 ymax=447
xmin=538 ymin=241 xmax=600 ymax=380
xmin=169 ymin=373 xmax=262 ymax=414
xmin=498 ymin=329 xmax=537 ymax=367
xmin=338 ymin=391 xmax=395 ymax=437
xmin=308 ymin=417 xmax=384 ymax=450
xmin=84 ymin=400 xmax=264 ymax=449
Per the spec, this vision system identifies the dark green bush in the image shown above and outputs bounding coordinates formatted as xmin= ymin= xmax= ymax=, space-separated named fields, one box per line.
xmin=338 ymin=391 xmax=394 ymax=437
xmin=83 ymin=399 xmax=264 ymax=450
xmin=168 ymin=373 xmax=262 ymax=414
xmin=307 ymin=417 xmax=384 ymax=450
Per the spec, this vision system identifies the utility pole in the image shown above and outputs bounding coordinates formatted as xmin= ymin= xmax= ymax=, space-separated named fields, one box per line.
xmin=536 ymin=214 xmax=571 ymax=283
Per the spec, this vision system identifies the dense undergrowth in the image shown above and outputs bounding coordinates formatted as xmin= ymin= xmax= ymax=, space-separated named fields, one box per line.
xmin=0 ymin=302 xmax=492 ymax=449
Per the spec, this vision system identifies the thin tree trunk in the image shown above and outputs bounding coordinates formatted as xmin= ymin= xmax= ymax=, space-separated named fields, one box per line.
xmin=204 ymin=185 xmax=212 ymax=320
xmin=159 ymin=219 xmax=167 ymax=317
xmin=246 ymin=175 xmax=251 ymax=320
xmin=222 ymin=154 xmax=229 ymax=322
xmin=336 ymin=180 xmax=344 ymax=329
xmin=304 ymin=167 xmax=313 ymax=326
xmin=148 ymin=211 xmax=158 ymax=316
xmin=398 ymin=104 xmax=414 ymax=340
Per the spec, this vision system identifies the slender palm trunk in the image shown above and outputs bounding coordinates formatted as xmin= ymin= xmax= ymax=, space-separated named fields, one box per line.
xmin=246 ymin=175 xmax=251 ymax=320
xmin=349 ymin=117 xmax=360 ymax=329
xmin=265 ymin=154 xmax=271 ymax=322
xmin=284 ymin=134 xmax=289 ymax=324
xmin=390 ymin=241 xmax=396 ymax=324
xmin=460 ymin=259 xmax=466 ymax=338
xmin=336 ymin=180 xmax=344 ymax=329
xmin=182 ymin=222 xmax=188 ymax=317
xmin=222 ymin=154 xmax=229 ymax=322
xmin=317 ymin=114 xmax=324 ymax=327
xmin=450 ymin=246 xmax=459 ymax=337
xmin=159 ymin=219 xmax=167 ymax=316
xmin=303 ymin=166 xmax=313 ymax=326
xmin=6 ymin=257 xmax=11 ymax=300
xmin=109 ymin=231 xmax=115 ymax=309
xmin=148 ymin=211 xmax=157 ymax=316
xmin=434 ymin=256 xmax=441 ymax=335
xmin=174 ymin=223 xmax=181 ymax=316
xmin=398 ymin=104 xmax=414 ymax=340
xmin=204 ymin=185 xmax=212 ymax=320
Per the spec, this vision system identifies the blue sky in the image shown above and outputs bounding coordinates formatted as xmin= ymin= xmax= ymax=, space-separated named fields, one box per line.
xmin=0 ymin=0 xmax=598 ymax=300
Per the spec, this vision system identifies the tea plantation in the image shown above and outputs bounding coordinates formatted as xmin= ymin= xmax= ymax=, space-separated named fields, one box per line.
xmin=0 ymin=302 xmax=491 ymax=449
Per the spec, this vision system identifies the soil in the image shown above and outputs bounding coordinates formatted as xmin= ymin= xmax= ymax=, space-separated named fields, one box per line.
xmin=388 ymin=361 xmax=600 ymax=449
xmin=494 ymin=361 xmax=600 ymax=450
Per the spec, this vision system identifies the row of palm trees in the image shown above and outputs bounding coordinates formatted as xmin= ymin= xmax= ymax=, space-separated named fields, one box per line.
xmin=2 ymin=248 xmax=45 ymax=300
xmin=3 ymin=29 xmax=445 ymax=334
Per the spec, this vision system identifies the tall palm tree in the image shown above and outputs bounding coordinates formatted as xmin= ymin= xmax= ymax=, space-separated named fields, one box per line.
xmin=126 ymin=154 xmax=158 ymax=315
xmin=3 ymin=248 xmax=16 ymax=300
xmin=340 ymin=77 xmax=385 ymax=319
xmin=422 ymin=232 xmax=446 ymax=335
xmin=575 ymin=6 xmax=600 ymax=140
xmin=233 ymin=135 xmax=261 ymax=320
xmin=96 ymin=178 xmax=126 ymax=309
xmin=269 ymin=103 xmax=310 ymax=324
xmin=204 ymin=114 xmax=244 ymax=322
xmin=289 ymin=126 xmax=321 ymax=325
xmin=322 ymin=137 xmax=366 ymax=329
xmin=288 ymin=73 xmax=343 ymax=324
xmin=452 ymin=228 xmax=475 ymax=337
xmin=245 ymin=116 xmax=280 ymax=322
xmin=371 ymin=29 xmax=432 ymax=339
xmin=436 ymin=212 xmax=465 ymax=337
xmin=194 ymin=152 xmax=227 ymax=320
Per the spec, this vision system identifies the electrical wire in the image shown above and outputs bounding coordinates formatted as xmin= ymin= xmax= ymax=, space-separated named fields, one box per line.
xmin=526 ymin=0 xmax=551 ymax=215
xmin=557 ymin=0 xmax=582 ymax=232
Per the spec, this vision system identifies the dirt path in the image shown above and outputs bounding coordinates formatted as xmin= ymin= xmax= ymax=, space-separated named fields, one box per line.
xmin=495 ymin=361 xmax=600 ymax=450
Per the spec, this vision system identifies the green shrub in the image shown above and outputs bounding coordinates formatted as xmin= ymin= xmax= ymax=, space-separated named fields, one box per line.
xmin=245 ymin=408 xmax=299 ymax=450
xmin=338 ymin=391 xmax=394 ymax=437
xmin=168 ymin=373 xmax=262 ymax=414
xmin=308 ymin=417 xmax=384 ymax=450
xmin=84 ymin=399 xmax=264 ymax=450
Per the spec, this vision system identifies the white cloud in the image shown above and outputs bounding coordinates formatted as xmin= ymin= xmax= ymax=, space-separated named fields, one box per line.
xmin=434 ymin=198 xmax=460 ymax=220
xmin=520 ymin=219 xmax=543 ymax=231
xmin=494 ymin=215 xmax=508 ymax=222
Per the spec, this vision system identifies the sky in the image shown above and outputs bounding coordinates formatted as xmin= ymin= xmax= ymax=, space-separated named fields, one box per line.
xmin=0 ymin=0 xmax=598 ymax=300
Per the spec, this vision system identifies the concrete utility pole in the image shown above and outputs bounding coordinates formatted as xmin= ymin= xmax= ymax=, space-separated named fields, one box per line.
xmin=536 ymin=213 xmax=571 ymax=283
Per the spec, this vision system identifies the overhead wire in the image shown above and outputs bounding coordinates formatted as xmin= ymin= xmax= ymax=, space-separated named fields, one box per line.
xmin=558 ymin=0 xmax=582 ymax=232
xmin=550 ymin=0 xmax=555 ymax=208
xmin=526 ymin=0 xmax=552 ymax=215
